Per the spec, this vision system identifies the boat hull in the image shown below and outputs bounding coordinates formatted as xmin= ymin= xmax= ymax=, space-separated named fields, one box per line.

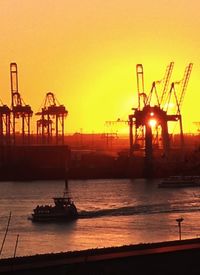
xmin=31 ymin=213 xmax=78 ymax=222
xmin=31 ymin=201 xmax=78 ymax=222
xmin=158 ymin=176 xmax=200 ymax=188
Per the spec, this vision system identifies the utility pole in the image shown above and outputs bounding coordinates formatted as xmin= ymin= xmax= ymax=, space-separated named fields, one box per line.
xmin=176 ymin=217 xmax=184 ymax=240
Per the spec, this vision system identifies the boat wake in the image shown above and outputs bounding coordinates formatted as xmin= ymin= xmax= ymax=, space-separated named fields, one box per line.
xmin=78 ymin=200 xmax=200 ymax=219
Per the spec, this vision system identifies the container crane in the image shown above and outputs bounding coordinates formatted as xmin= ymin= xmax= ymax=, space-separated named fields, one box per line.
xmin=133 ymin=63 xmax=174 ymax=151
xmin=36 ymin=92 xmax=68 ymax=144
xmin=0 ymin=97 xmax=11 ymax=145
xmin=10 ymin=63 xmax=33 ymax=144
xmin=144 ymin=62 xmax=174 ymax=149
xmin=129 ymin=62 xmax=192 ymax=163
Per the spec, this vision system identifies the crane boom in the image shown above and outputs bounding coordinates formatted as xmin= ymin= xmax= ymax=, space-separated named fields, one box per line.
xmin=136 ymin=64 xmax=146 ymax=110
xmin=177 ymin=63 xmax=193 ymax=114
xmin=160 ymin=62 xmax=174 ymax=108
xmin=146 ymin=62 xmax=174 ymax=108
xmin=163 ymin=63 xmax=193 ymax=115
xmin=44 ymin=92 xmax=57 ymax=108
xmin=10 ymin=63 xmax=18 ymax=95
xmin=10 ymin=63 xmax=22 ymax=108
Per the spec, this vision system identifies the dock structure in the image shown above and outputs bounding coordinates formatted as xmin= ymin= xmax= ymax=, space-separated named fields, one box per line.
xmin=0 ymin=144 xmax=70 ymax=180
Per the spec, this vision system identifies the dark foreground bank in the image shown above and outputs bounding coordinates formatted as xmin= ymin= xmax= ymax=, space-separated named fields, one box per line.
xmin=1 ymin=238 xmax=200 ymax=274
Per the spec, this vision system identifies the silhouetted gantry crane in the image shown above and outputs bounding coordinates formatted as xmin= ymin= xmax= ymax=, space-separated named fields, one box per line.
xmin=129 ymin=62 xmax=193 ymax=160
xmin=36 ymin=92 xmax=68 ymax=144
xmin=0 ymin=98 xmax=11 ymax=145
xmin=0 ymin=63 xmax=69 ymax=146
xmin=10 ymin=63 xmax=33 ymax=144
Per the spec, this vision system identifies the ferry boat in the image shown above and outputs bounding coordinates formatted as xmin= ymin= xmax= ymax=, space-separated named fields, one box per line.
xmin=158 ymin=176 xmax=200 ymax=188
xmin=31 ymin=182 xmax=78 ymax=222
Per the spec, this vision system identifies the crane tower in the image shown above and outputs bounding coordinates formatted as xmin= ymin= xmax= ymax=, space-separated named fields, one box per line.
xmin=10 ymin=63 xmax=33 ymax=144
xmin=0 ymin=99 xmax=11 ymax=145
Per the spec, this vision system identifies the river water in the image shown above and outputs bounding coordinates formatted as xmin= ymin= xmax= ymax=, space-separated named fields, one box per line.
xmin=1 ymin=178 xmax=200 ymax=259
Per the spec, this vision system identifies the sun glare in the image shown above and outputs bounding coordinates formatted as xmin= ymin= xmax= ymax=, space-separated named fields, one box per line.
xmin=148 ymin=119 xmax=157 ymax=127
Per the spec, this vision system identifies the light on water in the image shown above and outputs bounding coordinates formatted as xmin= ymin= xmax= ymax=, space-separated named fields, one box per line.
xmin=1 ymin=179 xmax=200 ymax=258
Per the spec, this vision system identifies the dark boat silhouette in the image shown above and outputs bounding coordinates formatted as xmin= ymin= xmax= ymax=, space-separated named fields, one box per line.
xmin=31 ymin=180 xmax=78 ymax=222
xmin=158 ymin=176 xmax=200 ymax=188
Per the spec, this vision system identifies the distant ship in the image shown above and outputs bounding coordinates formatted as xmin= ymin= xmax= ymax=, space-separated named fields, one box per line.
xmin=31 ymin=181 xmax=78 ymax=222
xmin=158 ymin=176 xmax=200 ymax=188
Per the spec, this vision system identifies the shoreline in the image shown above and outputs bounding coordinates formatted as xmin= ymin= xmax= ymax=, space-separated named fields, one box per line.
xmin=1 ymin=238 xmax=200 ymax=274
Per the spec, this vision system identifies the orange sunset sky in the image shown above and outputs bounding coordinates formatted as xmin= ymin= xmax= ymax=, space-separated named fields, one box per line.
xmin=0 ymin=0 xmax=199 ymax=134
